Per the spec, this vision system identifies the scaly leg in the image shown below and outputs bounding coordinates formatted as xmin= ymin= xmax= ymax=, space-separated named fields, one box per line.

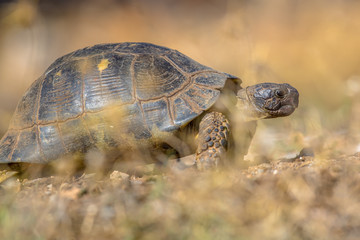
xmin=196 ymin=112 xmax=230 ymax=170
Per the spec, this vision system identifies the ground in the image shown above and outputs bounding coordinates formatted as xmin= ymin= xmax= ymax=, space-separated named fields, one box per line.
xmin=1 ymin=153 xmax=359 ymax=240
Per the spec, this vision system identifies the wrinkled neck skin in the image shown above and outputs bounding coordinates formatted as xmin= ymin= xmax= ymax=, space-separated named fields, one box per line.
xmin=210 ymin=88 xmax=261 ymax=123
xmin=235 ymin=88 xmax=267 ymax=122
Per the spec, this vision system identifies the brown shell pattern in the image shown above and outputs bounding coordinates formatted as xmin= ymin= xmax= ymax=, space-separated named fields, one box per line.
xmin=0 ymin=42 xmax=238 ymax=163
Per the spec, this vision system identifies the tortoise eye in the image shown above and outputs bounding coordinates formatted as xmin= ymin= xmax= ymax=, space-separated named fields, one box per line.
xmin=275 ymin=89 xmax=286 ymax=98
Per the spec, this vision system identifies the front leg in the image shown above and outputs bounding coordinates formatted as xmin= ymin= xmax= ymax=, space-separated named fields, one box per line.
xmin=196 ymin=112 xmax=230 ymax=170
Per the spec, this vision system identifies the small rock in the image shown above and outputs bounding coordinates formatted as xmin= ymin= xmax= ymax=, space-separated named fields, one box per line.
xmin=110 ymin=171 xmax=129 ymax=181
xmin=45 ymin=184 xmax=53 ymax=195
xmin=299 ymin=147 xmax=315 ymax=157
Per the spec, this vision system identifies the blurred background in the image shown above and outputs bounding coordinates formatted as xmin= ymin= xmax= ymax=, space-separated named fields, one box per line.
xmin=0 ymin=0 xmax=359 ymax=161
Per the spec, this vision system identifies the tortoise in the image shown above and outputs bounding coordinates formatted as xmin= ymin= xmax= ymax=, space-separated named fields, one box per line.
xmin=0 ymin=42 xmax=299 ymax=170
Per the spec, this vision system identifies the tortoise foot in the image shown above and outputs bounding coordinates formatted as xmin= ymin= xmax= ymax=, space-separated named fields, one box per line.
xmin=196 ymin=112 xmax=229 ymax=170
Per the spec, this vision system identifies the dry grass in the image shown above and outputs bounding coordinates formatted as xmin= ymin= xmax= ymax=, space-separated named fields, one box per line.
xmin=0 ymin=0 xmax=360 ymax=239
xmin=1 ymin=155 xmax=360 ymax=240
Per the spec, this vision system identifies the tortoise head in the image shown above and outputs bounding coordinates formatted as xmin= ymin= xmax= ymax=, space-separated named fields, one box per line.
xmin=236 ymin=83 xmax=299 ymax=121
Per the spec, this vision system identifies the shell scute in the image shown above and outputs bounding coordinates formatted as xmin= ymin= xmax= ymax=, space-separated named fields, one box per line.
xmin=12 ymin=126 xmax=44 ymax=163
xmin=38 ymin=61 xmax=83 ymax=123
xmin=172 ymin=97 xmax=199 ymax=127
xmin=193 ymin=72 xmax=231 ymax=89
xmin=142 ymin=99 xmax=176 ymax=132
xmin=84 ymin=54 xmax=135 ymax=111
xmin=133 ymin=54 xmax=187 ymax=100
xmin=58 ymin=118 xmax=92 ymax=153
xmin=10 ymin=77 xmax=42 ymax=129
xmin=183 ymin=85 xmax=220 ymax=110
xmin=0 ymin=131 xmax=17 ymax=162
xmin=39 ymin=125 xmax=66 ymax=160
xmin=166 ymin=50 xmax=211 ymax=73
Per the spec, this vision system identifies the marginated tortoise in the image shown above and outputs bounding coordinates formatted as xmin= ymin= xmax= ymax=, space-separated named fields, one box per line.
xmin=0 ymin=42 xmax=299 ymax=170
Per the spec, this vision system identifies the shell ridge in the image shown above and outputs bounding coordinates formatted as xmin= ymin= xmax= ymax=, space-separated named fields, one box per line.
xmin=165 ymin=97 xmax=175 ymax=127
xmin=35 ymin=76 xmax=46 ymax=125
xmin=139 ymin=101 xmax=151 ymax=133
xmin=9 ymin=106 xmax=114 ymax=131
xmin=162 ymin=55 xmax=189 ymax=77
xmin=36 ymin=125 xmax=47 ymax=162
xmin=130 ymin=55 xmax=138 ymax=101
xmin=56 ymin=122 xmax=68 ymax=154
xmin=8 ymin=131 xmax=20 ymax=162
xmin=80 ymin=115 xmax=95 ymax=145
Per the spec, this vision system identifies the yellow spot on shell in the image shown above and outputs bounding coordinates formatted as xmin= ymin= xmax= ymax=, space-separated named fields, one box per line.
xmin=98 ymin=59 xmax=110 ymax=73
xmin=53 ymin=70 xmax=62 ymax=85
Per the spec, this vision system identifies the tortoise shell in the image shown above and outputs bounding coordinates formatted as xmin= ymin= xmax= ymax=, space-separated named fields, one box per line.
xmin=0 ymin=42 xmax=239 ymax=163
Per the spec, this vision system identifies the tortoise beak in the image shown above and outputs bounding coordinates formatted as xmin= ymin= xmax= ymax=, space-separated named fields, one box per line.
xmin=292 ymin=89 xmax=299 ymax=108
xmin=285 ymin=84 xmax=299 ymax=109
xmin=273 ymin=84 xmax=299 ymax=117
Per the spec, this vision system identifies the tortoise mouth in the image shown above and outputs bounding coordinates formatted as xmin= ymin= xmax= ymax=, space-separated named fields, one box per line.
xmin=270 ymin=104 xmax=297 ymax=117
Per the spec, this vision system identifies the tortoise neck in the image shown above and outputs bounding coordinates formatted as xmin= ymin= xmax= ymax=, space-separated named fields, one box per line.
xmin=236 ymin=88 xmax=267 ymax=122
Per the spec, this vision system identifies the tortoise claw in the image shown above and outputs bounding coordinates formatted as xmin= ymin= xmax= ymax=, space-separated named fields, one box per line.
xmin=196 ymin=149 xmax=224 ymax=171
